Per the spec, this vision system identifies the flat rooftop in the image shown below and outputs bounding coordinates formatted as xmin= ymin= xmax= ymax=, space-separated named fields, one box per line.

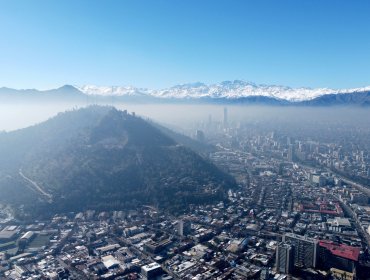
xmin=319 ymin=240 xmax=361 ymax=261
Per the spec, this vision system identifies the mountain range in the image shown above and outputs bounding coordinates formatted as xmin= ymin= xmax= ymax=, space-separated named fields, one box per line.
xmin=0 ymin=106 xmax=235 ymax=218
xmin=1 ymin=81 xmax=370 ymax=105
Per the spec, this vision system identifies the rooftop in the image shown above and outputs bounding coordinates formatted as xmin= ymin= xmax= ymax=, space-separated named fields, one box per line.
xmin=319 ymin=240 xmax=361 ymax=262
xmin=142 ymin=262 xmax=161 ymax=272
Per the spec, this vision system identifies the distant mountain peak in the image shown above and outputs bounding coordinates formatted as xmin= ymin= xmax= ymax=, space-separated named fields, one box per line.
xmin=74 ymin=85 xmax=150 ymax=97
xmin=58 ymin=84 xmax=77 ymax=90
xmin=1 ymin=81 xmax=370 ymax=105
xmin=75 ymin=81 xmax=370 ymax=102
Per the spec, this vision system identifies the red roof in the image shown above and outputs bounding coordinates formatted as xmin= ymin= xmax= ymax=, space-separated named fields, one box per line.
xmin=300 ymin=203 xmax=343 ymax=216
xmin=319 ymin=240 xmax=361 ymax=261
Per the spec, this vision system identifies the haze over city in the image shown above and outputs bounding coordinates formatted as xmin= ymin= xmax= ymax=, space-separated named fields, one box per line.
xmin=0 ymin=1 xmax=370 ymax=280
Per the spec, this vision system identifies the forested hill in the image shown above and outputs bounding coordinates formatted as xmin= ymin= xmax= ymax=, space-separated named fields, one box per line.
xmin=0 ymin=106 xmax=236 ymax=217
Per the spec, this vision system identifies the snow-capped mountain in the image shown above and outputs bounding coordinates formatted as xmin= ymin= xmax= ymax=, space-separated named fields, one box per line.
xmin=1 ymin=81 xmax=370 ymax=106
xmin=75 ymin=80 xmax=370 ymax=102
xmin=75 ymin=85 xmax=151 ymax=96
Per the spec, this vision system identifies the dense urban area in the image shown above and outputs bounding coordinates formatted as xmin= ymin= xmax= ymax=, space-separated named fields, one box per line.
xmin=0 ymin=107 xmax=370 ymax=280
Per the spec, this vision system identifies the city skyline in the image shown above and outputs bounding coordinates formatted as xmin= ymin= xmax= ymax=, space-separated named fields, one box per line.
xmin=1 ymin=1 xmax=370 ymax=278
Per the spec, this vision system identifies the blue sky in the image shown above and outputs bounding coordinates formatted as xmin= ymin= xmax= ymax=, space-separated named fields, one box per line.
xmin=1 ymin=0 xmax=370 ymax=89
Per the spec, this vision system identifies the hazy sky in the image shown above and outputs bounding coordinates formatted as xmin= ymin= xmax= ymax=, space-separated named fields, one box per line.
xmin=1 ymin=0 xmax=370 ymax=89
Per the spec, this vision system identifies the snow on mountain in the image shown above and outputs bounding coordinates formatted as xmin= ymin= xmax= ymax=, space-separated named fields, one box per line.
xmin=75 ymin=85 xmax=151 ymax=96
xmin=75 ymin=81 xmax=370 ymax=102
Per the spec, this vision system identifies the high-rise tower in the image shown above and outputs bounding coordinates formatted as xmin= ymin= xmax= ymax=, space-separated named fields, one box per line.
xmin=276 ymin=242 xmax=294 ymax=274
xmin=283 ymin=233 xmax=318 ymax=269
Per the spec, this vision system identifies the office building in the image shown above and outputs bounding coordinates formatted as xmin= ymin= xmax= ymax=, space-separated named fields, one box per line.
xmin=141 ymin=262 xmax=163 ymax=280
xmin=318 ymin=240 xmax=360 ymax=274
xmin=283 ymin=233 xmax=318 ymax=269
xmin=177 ymin=219 xmax=191 ymax=236
xmin=276 ymin=242 xmax=294 ymax=274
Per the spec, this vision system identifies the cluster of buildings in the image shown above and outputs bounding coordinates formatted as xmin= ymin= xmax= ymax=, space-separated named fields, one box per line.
xmin=193 ymin=117 xmax=370 ymax=279
xmin=0 ymin=109 xmax=369 ymax=279
xmin=3 ymin=168 xmax=367 ymax=279
xmin=276 ymin=233 xmax=361 ymax=279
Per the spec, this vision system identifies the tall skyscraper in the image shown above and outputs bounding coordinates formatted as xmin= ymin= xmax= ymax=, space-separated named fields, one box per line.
xmin=223 ymin=107 xmax=228 ymax=127
xmin=177 ymin=219 xmax=184 ymax=236
xmin=177 ymin=219 xmax=191 ymax=236
xmin=283 ymin=233 xmax=318 ymax=269
xmin=276 ymin=242 xmax=294 ymax=274
xmin=288 ymin=144 xmax=294 ymax=162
